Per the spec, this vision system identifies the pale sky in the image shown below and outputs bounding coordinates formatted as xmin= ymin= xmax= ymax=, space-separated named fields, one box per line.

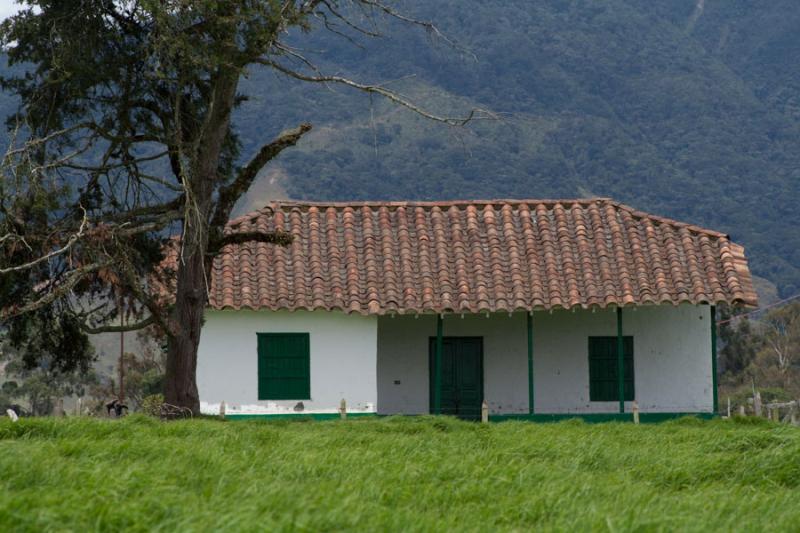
xmin=0 ymin=1 xmax=22 ymax=21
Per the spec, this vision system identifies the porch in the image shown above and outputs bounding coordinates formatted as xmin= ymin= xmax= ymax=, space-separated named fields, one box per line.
xmin=376 ymin=304 xmax=717 ymax=418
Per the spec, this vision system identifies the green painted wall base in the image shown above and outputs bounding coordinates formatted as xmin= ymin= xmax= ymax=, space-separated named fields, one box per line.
xmin=224 ymin=412 xmax=715 ymax=423
xmin=490 ymin=412 xmax=717 ymax=423
xmin=225 ymin=412 xmax=378 ymax=421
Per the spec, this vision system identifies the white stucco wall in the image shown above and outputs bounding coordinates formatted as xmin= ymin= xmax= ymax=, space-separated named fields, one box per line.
xmin=376 ymin=305 xmax=713 ymax=415
xmin=197 ymin=310 xmax=378 ymax=415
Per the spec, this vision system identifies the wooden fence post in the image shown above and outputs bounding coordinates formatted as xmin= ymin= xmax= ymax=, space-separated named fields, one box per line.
xmin=632 ymin=400 xmax=640 ymax=424
xmin=481 ymin=400 xmax=489 ymax=424
xmin=219 ymin=400 xmax=226 ymax=420
xmin=339 ymin=398 xmax=347 ymax=420
xmin=726 ymin=397 xmax=731 ymax=418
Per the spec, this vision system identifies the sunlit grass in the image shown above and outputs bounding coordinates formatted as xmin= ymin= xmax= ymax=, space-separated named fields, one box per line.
xmin=1 ymin=415 xmax=798 ymax=531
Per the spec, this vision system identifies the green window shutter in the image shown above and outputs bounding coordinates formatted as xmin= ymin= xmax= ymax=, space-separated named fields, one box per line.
xmin=257 ymin=333 xmax=310 ymax=400
xmin=588 ymin=336 xmax=634 ymax=402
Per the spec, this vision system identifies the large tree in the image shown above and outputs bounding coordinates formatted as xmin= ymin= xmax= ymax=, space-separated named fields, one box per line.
xmin=0 ymin=1 xmax=483 ymax=412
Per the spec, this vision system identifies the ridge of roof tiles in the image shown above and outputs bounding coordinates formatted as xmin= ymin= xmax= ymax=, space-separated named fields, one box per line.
xmin=204 ymin=198 xmax=758 ymax=314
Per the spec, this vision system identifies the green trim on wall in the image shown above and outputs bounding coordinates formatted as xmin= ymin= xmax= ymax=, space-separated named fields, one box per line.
xmin=527 ymin=312 xmax=534 ymax=414
xmin=224 ymin=412 xmax=716 ymax=423
xmin=490 ymin=412 xmax=717 ymax=423
xmin=433 ymin=314 xmax=444 ymax=415
xmin=616 ymin=307 xmax=625 ymax=413
xmin=711 ymin=305 xmax=718 ymax=414
xmin=226 ymin=413 xmax=378 ymax=421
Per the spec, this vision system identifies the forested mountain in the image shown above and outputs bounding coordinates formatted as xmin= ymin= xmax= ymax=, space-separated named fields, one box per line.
xmin=4 ymin=0 xmax=800 ymax=298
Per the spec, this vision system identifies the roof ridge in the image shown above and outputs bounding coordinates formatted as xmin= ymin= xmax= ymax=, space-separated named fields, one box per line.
xmin=269 ymin=197 xmax=613 ymax=208
xmin=229 ymin=198 xmax=728 ymax=239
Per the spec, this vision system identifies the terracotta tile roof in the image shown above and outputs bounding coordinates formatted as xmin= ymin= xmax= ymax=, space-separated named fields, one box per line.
xmin=199 ymin=199 xmax=757 ymax=314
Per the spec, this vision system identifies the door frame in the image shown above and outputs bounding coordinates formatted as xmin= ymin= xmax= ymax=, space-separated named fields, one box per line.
xmin=427 ymin=336 xmax=484 ymax=417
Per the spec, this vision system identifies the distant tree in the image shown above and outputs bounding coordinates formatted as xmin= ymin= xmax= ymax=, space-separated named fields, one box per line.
xmin=755 ymin=302 xmax=800 ymax=390
xmin=718 ymin=307 xmax=761 ymax=376
xmin=0 ymin=325 xmax=98 ymax=416
xmin=0 ymin=1 xmax=483 ymax=413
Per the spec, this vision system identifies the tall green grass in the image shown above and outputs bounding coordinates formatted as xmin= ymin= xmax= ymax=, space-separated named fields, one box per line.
xmin=0 ymin=416 xmax=798 ymax=532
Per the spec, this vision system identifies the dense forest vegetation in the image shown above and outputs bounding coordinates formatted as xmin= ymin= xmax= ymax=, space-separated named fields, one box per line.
xmin=2 ymin=0 xmax=799 ymax=298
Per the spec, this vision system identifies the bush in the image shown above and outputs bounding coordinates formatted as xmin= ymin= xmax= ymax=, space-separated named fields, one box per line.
xmin=139 ymin=394 xmax=164 ymax=417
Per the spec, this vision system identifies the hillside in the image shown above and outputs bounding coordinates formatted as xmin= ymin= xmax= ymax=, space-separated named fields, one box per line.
xmin=3 ymin=0 xmax=800 ymax=298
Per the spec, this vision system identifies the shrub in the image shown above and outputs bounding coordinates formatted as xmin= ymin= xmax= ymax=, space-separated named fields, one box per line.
xmin=139 ymin=394 xmax=165 ymax=417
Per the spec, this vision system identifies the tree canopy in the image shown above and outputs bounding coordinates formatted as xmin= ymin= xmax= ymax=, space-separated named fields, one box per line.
xmin=0 ymin=0 xmax=479 ymax=412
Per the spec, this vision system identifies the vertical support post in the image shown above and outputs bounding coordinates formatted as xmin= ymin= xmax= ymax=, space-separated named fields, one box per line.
xmin=617 ymin=306 xmax=624 ymax=414
xmin=481 ymin=400 xmax=489 ymax=423
xmin=527 ymin=312 xmax=534 ymax=415
xmin=434 ymin=314 xmax=443 ymax=415
xmin=339 ymin=398 xmax=347 ymax=420
xmin=711 ymin=305 xmax=718 ymax=414
xmin=118 ymin=295 xmax=125 ymax=404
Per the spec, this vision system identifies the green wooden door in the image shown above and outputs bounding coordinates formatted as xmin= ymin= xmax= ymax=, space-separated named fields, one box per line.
xmin=429 ymin=337 xmax=483 ymax=420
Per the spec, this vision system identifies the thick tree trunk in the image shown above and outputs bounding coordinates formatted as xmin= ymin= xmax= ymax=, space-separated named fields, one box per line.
xmin=163 ymin=235 xmax=208 ymax=413
xmin=163 ymin=65 xmax=240 ymax=414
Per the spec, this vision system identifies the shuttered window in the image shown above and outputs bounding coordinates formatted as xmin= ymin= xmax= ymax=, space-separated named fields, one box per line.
xmin=257 ymin=333 xmax=310 ymax=400
xmin=588 ymin=336 xmax=634 ymax=402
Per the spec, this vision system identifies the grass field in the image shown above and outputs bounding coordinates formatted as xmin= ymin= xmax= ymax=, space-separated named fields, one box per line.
xmin=1 ymin=416 xmax=799 ymax=532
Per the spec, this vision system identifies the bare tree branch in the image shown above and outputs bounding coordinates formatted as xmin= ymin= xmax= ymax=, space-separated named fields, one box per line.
xmin=211 ymin=230 xmax=293 ymax=253
xmin=0 ymin=207 xmax=88 ymax=274
xmin=0 ymin=261 xmax=110 ymax=320
xmin=258 ymin=59 xmax=492 ymax=125
xmin=82 ymin=314 xmax=156 ymax=334
xmin=209 ymin=122 xmax=312 ymax=239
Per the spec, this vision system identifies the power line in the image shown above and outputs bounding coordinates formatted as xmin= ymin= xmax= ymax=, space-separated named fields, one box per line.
xmin=716 ymin=292 xmax=800 ymax=325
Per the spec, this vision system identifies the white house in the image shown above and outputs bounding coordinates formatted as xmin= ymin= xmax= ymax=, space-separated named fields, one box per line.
xmin=193 ymin=199 xmax=757 ymax=421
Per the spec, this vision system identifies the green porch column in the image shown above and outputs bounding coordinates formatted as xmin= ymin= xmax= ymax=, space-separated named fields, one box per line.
xmin=433 ymin=314 xmax=443 ymax=415
xmin=617 ymin=306 xmax=624 ymax=414
xmin=527 ymin=312 xmax=534 ymax=414
xmin=711 ymin=305 xmax=718 ymax=414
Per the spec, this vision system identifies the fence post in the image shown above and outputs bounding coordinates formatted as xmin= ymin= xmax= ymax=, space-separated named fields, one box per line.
xmin=219 ymin=400 xmax=226 ymax=420
xmin=632 ymin=400 xmax=640 ymax=424
xmin=754 ymin=391 xmax=762 ymax=417
xmin=339 ymin=398 xmax=347 ymax=420
xmin=52 ymin=398 xmax=64 ymax=418
xmin=739 ymin=405 xmax=746 ymax=416
xmin=726 ymin=397 xmax=731 ymax=418
xmin=481 ymin=400 xmax=489 ymax=424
